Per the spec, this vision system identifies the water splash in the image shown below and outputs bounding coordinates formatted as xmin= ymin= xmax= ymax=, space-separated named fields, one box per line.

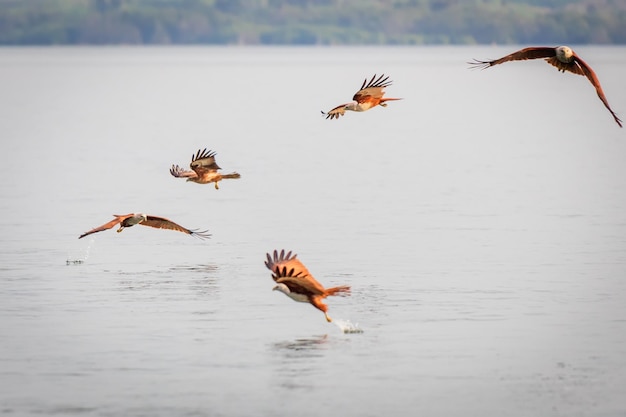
xmin=333 ymin=319 xmax=364 ymax=334
xmin=66 ymin=239 xmax=94 ymax=265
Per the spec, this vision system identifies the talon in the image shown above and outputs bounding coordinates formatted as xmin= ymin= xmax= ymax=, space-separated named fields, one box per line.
xmin=214 ymin=182 xmax=219 ymax=190
xmin=325 ymin=313 xmax=332 ymax=322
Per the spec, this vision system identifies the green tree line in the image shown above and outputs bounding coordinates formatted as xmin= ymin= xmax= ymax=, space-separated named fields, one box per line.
xmin=1 ymin=0 xmax=625 ymax=45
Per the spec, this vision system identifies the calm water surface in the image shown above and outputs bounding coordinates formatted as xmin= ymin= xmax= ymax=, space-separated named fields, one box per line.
xmin=1 ymin=46 xmax=625 ymax=416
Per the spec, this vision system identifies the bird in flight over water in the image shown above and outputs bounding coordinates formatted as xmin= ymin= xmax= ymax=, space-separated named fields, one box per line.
xmin=78 ymin=213 xmax=210 ymax=239
xmin=264 ymin=249 xmax=350 ymax=322
xmin=469 ymin=46 xmax=622 ymax=127
xmin=170 ymin=148 xmax=241 ymax=189
xmin=321 ymin=74 xmax=401 ymax=120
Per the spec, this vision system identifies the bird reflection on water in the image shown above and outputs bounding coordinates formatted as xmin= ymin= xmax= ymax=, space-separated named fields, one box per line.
xmin=273 ymin=334 xmax=329 ymax=357
xmin=270 ymin=334 xmax=330 ymax=390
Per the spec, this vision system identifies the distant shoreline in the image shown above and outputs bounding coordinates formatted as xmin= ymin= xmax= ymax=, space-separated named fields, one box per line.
xmin=2 ymin=0 xmax=625 ymax=46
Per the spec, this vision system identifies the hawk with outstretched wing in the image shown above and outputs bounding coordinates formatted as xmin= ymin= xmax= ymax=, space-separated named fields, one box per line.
xmin=78 ymin=213 xmax=210 ymax=239
xmin=322 ymin=74 xmax=401 ymax=120
xmin=264 ymin=249 xmax=350 ymax=322
xmin=170 ymin=148 xmax=241 ymax=189
xmin=469 ymin=46 xmax=622 ymax=127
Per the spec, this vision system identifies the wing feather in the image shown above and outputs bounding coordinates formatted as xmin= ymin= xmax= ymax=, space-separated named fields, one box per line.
xmin=276 ymin=277 xmax=324 ymax=297
xmin=468 ymin=46 xmax=556 ymax=69
xmin=276 ymin=276 xmax=325 ymax=296
xmin=321 ymin=104 xmax=350 ymax=120
xmin=78 ymin=214 xmax=130 ymax=239
xmin=190 ymin=148 xmax=221 ymax=174
xmin=353 ymin=73 xmax=391 ymax=101
xmin=141 ymin=215 xmax=211 ymax=239
xmin=170 ymin=164 xmax=197 ymax=179
xmin=573 ymin=53 xmax=623 ymax=128
xmin=264 ymin=249 xmax=326 ymax=294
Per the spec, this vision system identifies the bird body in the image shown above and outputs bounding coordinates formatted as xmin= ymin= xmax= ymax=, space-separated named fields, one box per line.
xmin=272 ymin=283 xmax=310 ymax=303
xmin=118 ymin=213 xmax=147 ymax=230
xmin=78 ymin=213 xmax=210 ymax=239
xmin=264 ymin=249 xmax=350 ymax=322
xmin=322 ymin=74 xmax=401 ymax=120
xmin=170 ymin=148 xmax=241 ymax=189
xmin=469 ymin=46 xmax=622 ymax=127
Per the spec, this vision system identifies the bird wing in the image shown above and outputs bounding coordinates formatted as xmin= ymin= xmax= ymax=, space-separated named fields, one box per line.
xmin=190 ymin=148 xmax=221 ymax=175
xmin=276 ymin=276 xmax=326 ymax=297
xmin=170 ymin=164 xmax=197 ymax=179
xmin=265 ymin=249 xmax=308 ymax=279
xmin=321 ymin=103 xmax=350 ymax=120
xmin=141 ymin=215 xmax=211 ymax=239
xmin=78 ymin=214 xmax=130 ymax=239
xmin=353 ymin=74 xmax=391 ymax=102
xmin=544 ymin=56 xmax=585 ymax=76
xmin=468 ymin=46 xmax=557 ymax=69
xmin=572 ymin=53 xmax=623 ymax=128
xmin=264 ymin=249 xmax=326 ymax=294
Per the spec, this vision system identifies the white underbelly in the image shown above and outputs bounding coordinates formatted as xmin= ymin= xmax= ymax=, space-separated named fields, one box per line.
xmin=285 ymin=292 xmax=309 ymax=303
xmin=355 ymin=102 xmax=374 ymax=112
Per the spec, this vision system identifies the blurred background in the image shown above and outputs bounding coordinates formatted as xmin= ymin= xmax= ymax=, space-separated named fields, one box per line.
xmin=1 ymin=0 xmax=625 ymax=45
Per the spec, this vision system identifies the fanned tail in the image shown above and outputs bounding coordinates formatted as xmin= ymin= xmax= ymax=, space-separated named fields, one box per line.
xmin=222 ymin=172 xmax=241 ymax=179
xmin=326 ymin=285 xmax=351 ymax=297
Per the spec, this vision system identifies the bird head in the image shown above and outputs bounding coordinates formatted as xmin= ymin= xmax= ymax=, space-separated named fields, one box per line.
xmin=345 ymin=101 xmax=358 ymax=111
xmin=272 ymin=283 xmax=290 ymax=295
xmin=137 ymin=213 xmax=148 ymax=223
xmin=556 ymin=46 xmax=574 ymax=62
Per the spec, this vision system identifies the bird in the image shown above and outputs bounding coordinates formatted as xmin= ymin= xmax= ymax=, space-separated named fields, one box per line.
xmin=264 ymin=249 xmax=350 ymax=322
xmin=78 ymin=213 xmax=210 ymax=239
xmin=321 ymin=74 xmax=401 ymax=120
xmin=170 ymin=148 xmax=241 ymax=189
xmin=468 ymin=46 xmax=622 ymax=127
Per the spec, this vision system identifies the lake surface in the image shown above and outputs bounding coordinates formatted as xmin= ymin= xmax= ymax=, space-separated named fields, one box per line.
xmin=0 ymin=46 xmax=625 ymax=417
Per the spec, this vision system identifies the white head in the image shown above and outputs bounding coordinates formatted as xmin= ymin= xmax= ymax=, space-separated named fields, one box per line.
xmin=272 ymin=283 xmax=291 ymax=295
xmin=556 ymin=46 xmax=574 ymax=62
xmin=344 ymin=101 xmax=359 ymax=111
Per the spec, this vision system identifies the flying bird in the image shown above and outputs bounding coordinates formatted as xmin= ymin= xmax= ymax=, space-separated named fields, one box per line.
xmin=170 ymin=148 xmax=241 ymax=189
xmin=264 ymin=249 xmax=350 ymax=322
xmin=78 ymin=213 xmax=210 ymax=239
xmin=469 ymin=46 xmax=622 ymax=127
xmin=321 ymin=74 xmax=401 ymax=120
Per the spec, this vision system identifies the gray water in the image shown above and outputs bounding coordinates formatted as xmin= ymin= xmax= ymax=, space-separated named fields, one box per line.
xmin=1 ymin=46 xmax=625 ymax=417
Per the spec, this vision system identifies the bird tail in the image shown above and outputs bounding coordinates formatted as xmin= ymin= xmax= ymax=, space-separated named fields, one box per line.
xmin=222 ymin=172 xmax=241 ymax=179
xmin=326 ymin=285 xmax=351 ymax=297
xmin=380 ymin=97 xmax=402 ymax=103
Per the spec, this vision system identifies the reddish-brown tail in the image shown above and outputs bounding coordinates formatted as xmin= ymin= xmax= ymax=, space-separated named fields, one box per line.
xmin=325 ymin=285 xmax=351 ymax=297
xmin=381 ymin=97 xmax=402 ymax=103
xmin=222 ymin=172 xmax=241 ymax=179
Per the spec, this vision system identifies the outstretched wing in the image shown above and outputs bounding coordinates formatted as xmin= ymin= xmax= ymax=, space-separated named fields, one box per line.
xmin=170 ymin=164 xmax=197 ymax=179
xmin=190 ymin=148 xmax=221 ymax=175
xmin=141 ymin=215 xmax=211 ymax=239
xmin=321 ymin=104 xmax=351 ymax=120
xmin=572 ymin=53 xmax=623 ymax=128
xmin=264 ymin=249 xmax=325 ymax=294
xmin=468 ymin=46 xmax=557 ymax=69
xmin=78 ymin=214 xmax=130 ymax=239
xmin=353 ymin=74 xmax=391 ymax=102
